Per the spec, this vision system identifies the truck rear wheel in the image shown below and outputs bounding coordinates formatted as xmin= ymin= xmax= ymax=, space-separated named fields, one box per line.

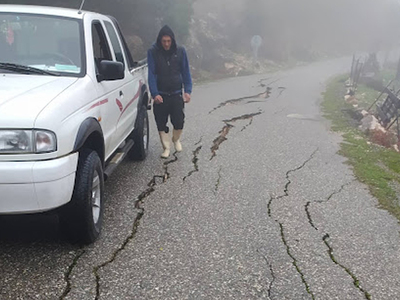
xmin=59 ymin=149 xmax=104 ymax=244
xmin=129 ymin=108 xmax=149 ymax=161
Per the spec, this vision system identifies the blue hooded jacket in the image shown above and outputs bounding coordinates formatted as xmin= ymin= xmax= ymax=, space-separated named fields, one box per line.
xmin=147 ymin=25 xmax=192 ymax=97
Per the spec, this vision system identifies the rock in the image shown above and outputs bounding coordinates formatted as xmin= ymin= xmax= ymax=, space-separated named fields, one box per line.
xmin=361 ymin=110 xmax=369 ymax=117
xmin=343 ymin=108 xmax=363 ymax=121
xmin=346 ymin=96 xmax=358 ymax=105
xmin=224 ymin=62 xmax=235 ymax=70
xmin=359 ymin=115 xmax=386 ymax=133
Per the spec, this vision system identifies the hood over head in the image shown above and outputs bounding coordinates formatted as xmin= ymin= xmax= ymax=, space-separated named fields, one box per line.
xmin=156 ymin=25 xmax=177 ymax=53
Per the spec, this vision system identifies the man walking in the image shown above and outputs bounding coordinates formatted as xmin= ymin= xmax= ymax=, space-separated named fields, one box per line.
xmin=147 ymin=25 xmax=192 ymax=158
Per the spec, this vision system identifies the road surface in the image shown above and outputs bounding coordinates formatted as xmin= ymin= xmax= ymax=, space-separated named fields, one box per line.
xmin=1 ymin=58 xmax=400 ymax=300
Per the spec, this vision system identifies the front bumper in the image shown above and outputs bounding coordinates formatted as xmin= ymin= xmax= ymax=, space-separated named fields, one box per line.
xmin=0 ymin=153 xmax=78 ymax=214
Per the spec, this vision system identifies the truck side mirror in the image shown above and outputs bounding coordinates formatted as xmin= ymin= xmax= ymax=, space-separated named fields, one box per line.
xmin=97 ymin=60 xmax=124 ymax=82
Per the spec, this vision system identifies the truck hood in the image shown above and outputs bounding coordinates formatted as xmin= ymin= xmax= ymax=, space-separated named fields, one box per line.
xmin=0 ymin=74 xmax=78 ymax=128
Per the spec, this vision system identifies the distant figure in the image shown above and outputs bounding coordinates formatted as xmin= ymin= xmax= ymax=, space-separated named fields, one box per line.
xmin=251 ymin=35 xmax=263 ymax=60
xmin=147 ymin=25 xmax=192 ymax=158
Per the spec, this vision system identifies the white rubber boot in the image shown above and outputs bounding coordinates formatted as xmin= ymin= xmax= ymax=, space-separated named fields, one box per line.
xmin=172 ymin=129 xmax=183 ymax=152
xmin=159 ymin=131 xmax=171 ymax=158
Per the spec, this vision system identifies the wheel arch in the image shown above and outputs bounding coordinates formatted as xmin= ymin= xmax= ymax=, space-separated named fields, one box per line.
xmin=73 ymin=118 xmax=105 ymax=165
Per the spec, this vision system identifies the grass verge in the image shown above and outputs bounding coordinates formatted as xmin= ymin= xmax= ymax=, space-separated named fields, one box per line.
xmin=322 ymin=75 xmax=400 ymax=222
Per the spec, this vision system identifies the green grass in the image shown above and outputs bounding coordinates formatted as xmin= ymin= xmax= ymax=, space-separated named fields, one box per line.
xmin=381 ymin=69 xmax=396 ymax=84
xmin=321 ymin=75 xmax=356 ymax=131
xmin=322 ymin=75 xmax=400 ymax=222
xmin=355 ymin=85 xmax=380 ymax=110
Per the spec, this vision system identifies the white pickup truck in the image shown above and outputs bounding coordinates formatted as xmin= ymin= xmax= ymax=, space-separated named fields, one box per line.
xmin=0 ymin=5 xmax=151 ymax=243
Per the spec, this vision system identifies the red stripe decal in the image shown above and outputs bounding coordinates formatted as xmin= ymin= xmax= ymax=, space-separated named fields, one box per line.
xmin=88 ymin=99 xmax=108 ymax=111
xmin=116 ymin=99 xmax=123 ymax=112
xmin=117 ymin=84 xmax=143 ymax=122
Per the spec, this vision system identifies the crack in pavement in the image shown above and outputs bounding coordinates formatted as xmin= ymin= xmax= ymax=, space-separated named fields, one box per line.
xmin=277 ymin=87 xmax=286 ymax=98
xmin=162 ymin=152 xmax=179 ymax=181
xmin=246 ymin=100 xmax=266 ymax=104
xmin=323 ymin=234 xmax=372 ymax=300
xmin=210 ymin=123 xmax=234 ymax=161
xmin=241 ymin=118 xmax=253 ymax=132
xmin=223 ymin=111 xmax=263 ymax=124
xmin=210 ymin=111 xmax=263 ymax=160
xmin=210 ymin=77 xmax=284 ymax=114
xmin=214 ymin=166 xmax=222 ymax=195
xmin=267 ymin=149 xmax=319 ymax=216
xmin=93 ymin=154 xmax=179 ymax=300
xmin=183 ymin=145 xmax=202 ymax=181
xmin=247 ymin=86 xmax=283 ymax=104
xmin=257 ymin=77 xmax=272 ymax=88
xmin=303 ymin=181 xmax=371 ymax=299
xmin=305 ymin=201 xmax=318 ymax=230
xmin=305 ymin=180 xmax=356 ymax=231
xmin=267 ymin=194 xmax=274 ymax=218
xmin=59 ymin=249 xmax=86 ymax=300
xmin=195 ymin=136 xmax=203 ymax=146
xmin=257 ymin=77 xmax=283 ymax=88
xmin=280 ymin=223 xmax=315 ymax=300
xmin=316 ymin=180 xmax=356 ymax=204
xmin=257 ymin=249 xmax=276 ymax=300
xmin=209 ymin=88 xmax=271 ymax=114
xmin=283 ymin=149 xmax=318 ymax=195
xmin=266 ymin=150 xmax=318 ymax=299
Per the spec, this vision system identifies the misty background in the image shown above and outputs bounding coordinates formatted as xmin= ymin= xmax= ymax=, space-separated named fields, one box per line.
xmin=2 ymin=0 xmax=400 ymax=79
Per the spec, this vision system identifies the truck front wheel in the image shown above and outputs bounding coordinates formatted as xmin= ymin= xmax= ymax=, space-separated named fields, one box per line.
xmin=59 ymin=149 xmax=104 ymax=244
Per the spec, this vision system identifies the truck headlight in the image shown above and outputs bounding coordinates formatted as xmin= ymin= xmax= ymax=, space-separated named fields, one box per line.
xmin=0 ymin=130 xmax=57 ymax=154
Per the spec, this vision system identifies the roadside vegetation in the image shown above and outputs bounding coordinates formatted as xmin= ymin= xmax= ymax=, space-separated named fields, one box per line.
xmin=3 ymin=0 xmax=400 ymax=80
xmin=322 ymin=73 xmax=400 ymax=222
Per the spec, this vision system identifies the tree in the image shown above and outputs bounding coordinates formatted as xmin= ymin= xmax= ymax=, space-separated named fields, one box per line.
xmin=0 ymin=0 xmax=195 ymax=48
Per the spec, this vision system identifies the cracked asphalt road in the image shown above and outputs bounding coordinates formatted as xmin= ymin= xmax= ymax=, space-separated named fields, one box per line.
xmin=2 ymin=58 xmax=400 ymax=299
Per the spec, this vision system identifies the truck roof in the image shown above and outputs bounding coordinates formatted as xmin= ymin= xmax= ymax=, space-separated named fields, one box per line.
xmin=0 ymin=4 xmax=101 ymax=20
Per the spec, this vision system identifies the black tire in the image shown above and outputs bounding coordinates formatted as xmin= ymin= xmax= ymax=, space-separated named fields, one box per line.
xmin=129 ymin=108 xmax=149 ymax=161
xmin=59 ymin=149 xmax=104 ymax=244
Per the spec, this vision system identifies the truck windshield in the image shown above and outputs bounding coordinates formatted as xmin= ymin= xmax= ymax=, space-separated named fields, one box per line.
xmin=0 ymin=13 xmax=84 ymax=76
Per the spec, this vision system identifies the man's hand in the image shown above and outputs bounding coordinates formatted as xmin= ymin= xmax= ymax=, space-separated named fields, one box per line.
xmin=154 ymin=95 xmax=163 ymax=104
xmin=184 ymin=93 xmax=191 ymax=103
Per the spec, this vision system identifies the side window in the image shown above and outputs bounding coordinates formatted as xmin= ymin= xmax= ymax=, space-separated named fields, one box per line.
xmin=104 ymin=21 xmax=125 ymax=68
xmin=92 ymin=21 xmax=112 ymax=72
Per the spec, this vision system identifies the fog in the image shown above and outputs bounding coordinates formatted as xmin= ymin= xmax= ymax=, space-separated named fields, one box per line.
xmin=1 ymin=0 xmax=400 ymax=72
xmin=193 ymin=0 xmax=400 ymax=59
